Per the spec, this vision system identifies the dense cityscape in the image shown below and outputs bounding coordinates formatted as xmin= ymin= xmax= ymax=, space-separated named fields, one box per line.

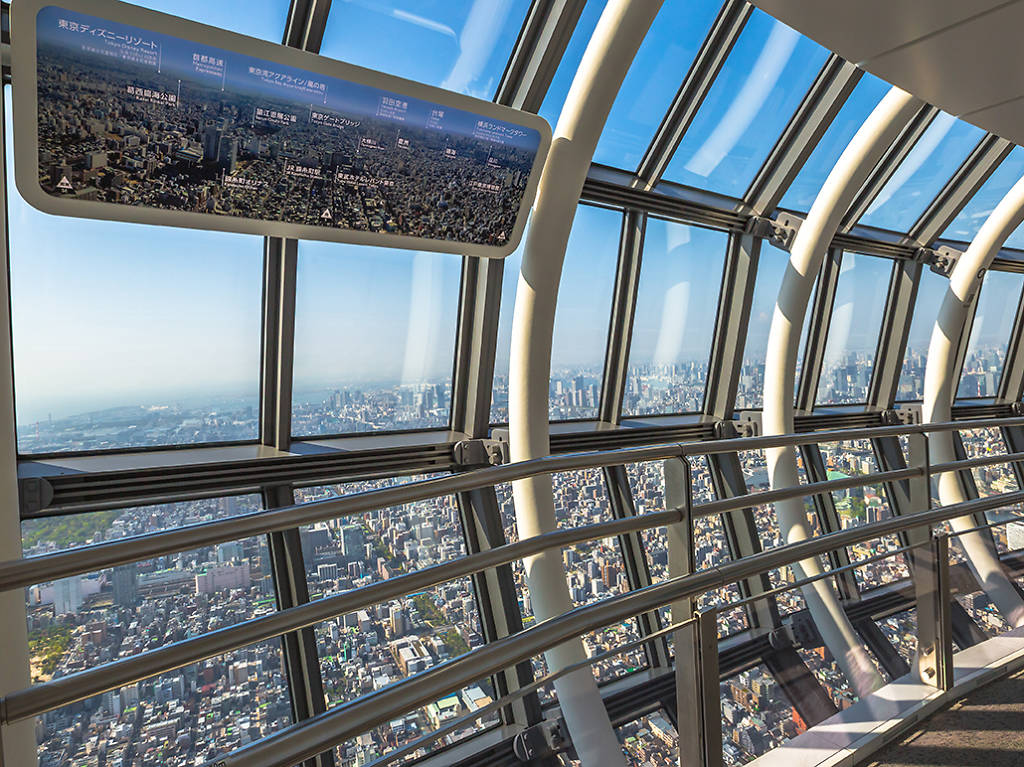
xmin=17 ymin=339 xmax=1024 ymax=765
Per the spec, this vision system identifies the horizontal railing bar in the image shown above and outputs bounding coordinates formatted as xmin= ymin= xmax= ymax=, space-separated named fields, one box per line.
xmin=134 ymin=490 xmax=1024 ymax=767
xmin=0 ymin=469 xmax=926 ymax=719
xmin=695 ymin=466 xmax=923 ymax=518
xmin=931 ymin=450 xmax=1024 ymax=474
xmin=6 ymin=416 xmax=1010 ymax=592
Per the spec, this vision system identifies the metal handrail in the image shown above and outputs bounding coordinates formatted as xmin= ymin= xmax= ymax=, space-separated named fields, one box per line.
xmin=7 ymin=415 xmax=1022 ymax=591
xmin=5 ymin=417 xmax=1024 ymax=760
xmin=197 ymin=490 xmax=1024 ymax=767
xmin=0 ymin=463 xmax=925 ymax=722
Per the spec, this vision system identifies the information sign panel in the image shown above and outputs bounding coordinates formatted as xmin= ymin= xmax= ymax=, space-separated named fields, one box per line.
xmin=11 ymin=0 xmax=551 ymax=257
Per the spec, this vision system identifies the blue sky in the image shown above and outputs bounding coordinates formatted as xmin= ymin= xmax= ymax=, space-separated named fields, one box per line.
xmin=10 ymin=0 xmax=1024 ymax=426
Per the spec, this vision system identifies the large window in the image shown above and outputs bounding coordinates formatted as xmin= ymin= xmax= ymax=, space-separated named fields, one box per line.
xmin=24 ymin=497 xmax=284 ymax=766
xmin=663 ymin=10 xmax=828 ymax=197
xmin=593 ymin=0 xmax=720 ymax=170
xmin=896 ymin=268 xmax=948 ymax=401
xmin=815 ymin=252 xmax=892 ymax=406
xmin=7 ymin=94 xmax=262 ymax=454
xmin=957 ymin=270 xmax=1024 ymax=399
xmin=624 ymin=220 xmax=727 ymax=416
xmin=548 ymin=205 xmax=621 ymax=421
xmin=292 ymin=242 xmax=461 ymax=435
xmin=295 ymin=479 xmax=496 ymax=760
xmin=319 ymin=0 xmax=530 ymax=99
xmin=857 ymin=113 xmax=984 ymax=233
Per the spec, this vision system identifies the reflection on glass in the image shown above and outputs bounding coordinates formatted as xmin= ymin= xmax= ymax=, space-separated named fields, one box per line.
xmin=135 ymin=0 xmax=289 ymax=41
xmin=816 ymin=252 xmax=892 ymax=405
xmin=737 ymin=244 xmax=812 ymax=410
xmin=896 ymin=268 xmax=947 ymax=401
xmin=537 ymin=0 xmax=609 ymax=129
xmin=943 ymin=145 xmax=1024 ymax=246
xmin=593 ymin=0 xmax=720 ymax=170
xmin=780 ymin=74 xmax=889 ymax=213
xmin=295 ymin=478 xmax=497 ymax=759
xmin=858 ymin=113 xmax=983 ymax=233
xmin=291 ymin=242 xmax=460 ymax=435
xmin=624 ymin=220 xmax=727 ymax=416
xmin=957 ymin=271 xmax=1024 ymax=398
xmin=549 ymin=205 xmax=622 ymax=420
xmin=320 ymin=0 xmax=530 ymax=99
xmin=7 ymin=92 xmax=262 ymax=454
xmin=24 ymin=497 xmax=283 ymax=765
xmin=663 ymin=10 xmax=827 ymax=198
xmin=491 ymin=227 xmax=526 ymax=424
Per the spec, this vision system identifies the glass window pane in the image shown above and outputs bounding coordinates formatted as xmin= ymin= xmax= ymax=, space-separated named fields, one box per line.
xmin=319 ymin=0 xmax=530 ymax=99
xmin=662 ymin=10 xmax=828 ymax=198
xmin=896 ymin=268 xmax=948 ymax=401
xmin=822 ymin=440 xmax=909 ymax=591
xmin=721 ymin=665 xmax=803 ymax=763
xmin=549 ymin=205 xmax=621 ymax=421
xmin=943 ymin=145 xmax=1024 ymax=245
xmin=134 ymin=0 xmax=289 ymax=41
xmin=24 ymin=497 xmax=285 ymax=765
xmin=624 ymin=220 xmax=727 ymax=416
xmin=616 ymin=710 xmax=679 ymax=765
xmin=291 ymin=243 xmax=460 ymax=435
xmin=538 ymin=0 xmax=609 ymax=129
xmin=780 ymin=73 xmax=890 ymax=213
xmin=294 ymin=478 xmax=498 ymax=759
xmin=627 ymin=458 xmax=748 ymax=637
xmin=497 ymin=471 xmax=647 ymax=693
xmin=737 ymin=243 xmax=813 ymax=410
xmin=7 ymin=94 xmax=261 ymax=454
xmin=957 ymin=270 xmax=1024 ymax=399
xmin=858 ymin=113 xmax=984 ymax=233
xmin=592 ymin=0 xmax=721 ymax=170
xmin=816 ymin=252 xmax=892 ymax=406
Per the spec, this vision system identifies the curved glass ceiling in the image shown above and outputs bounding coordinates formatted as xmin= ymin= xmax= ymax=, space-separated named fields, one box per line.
xmin=319 ymin=0 xmax=530 ymax=98
xmin=858 ymin=112 xmax=984 ymax=233
xmin=662 ymin=9 xmax=828 ymax=197
xmin=779 ymin=74 xmax=890 ymax=213
xmin=942 ymin=145 xmax=1024 ymax=245
xmin=592 ymin=0 xmax=721 ymax=170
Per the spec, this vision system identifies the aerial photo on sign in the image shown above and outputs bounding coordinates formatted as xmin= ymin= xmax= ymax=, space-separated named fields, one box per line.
xmin=31 ymin=4 xmax=543 ymax=247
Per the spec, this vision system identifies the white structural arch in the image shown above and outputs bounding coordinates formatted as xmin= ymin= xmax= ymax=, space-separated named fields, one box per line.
xmin=507 ymin=0 xmax=664 ymax=763
xmin=761 ymin=86 xmax=923 ymax=697
xmin=922 ymin=175 xmax=1024 ymax=629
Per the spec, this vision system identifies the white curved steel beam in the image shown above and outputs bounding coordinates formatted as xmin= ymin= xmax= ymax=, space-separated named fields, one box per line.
xmin=507 ymin=1 xmax=663 ymax=764
xmin=762 ymin=86 xmax=922 ymax=697
xmin=923 ymin=174 xmax=1024 ymax=629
